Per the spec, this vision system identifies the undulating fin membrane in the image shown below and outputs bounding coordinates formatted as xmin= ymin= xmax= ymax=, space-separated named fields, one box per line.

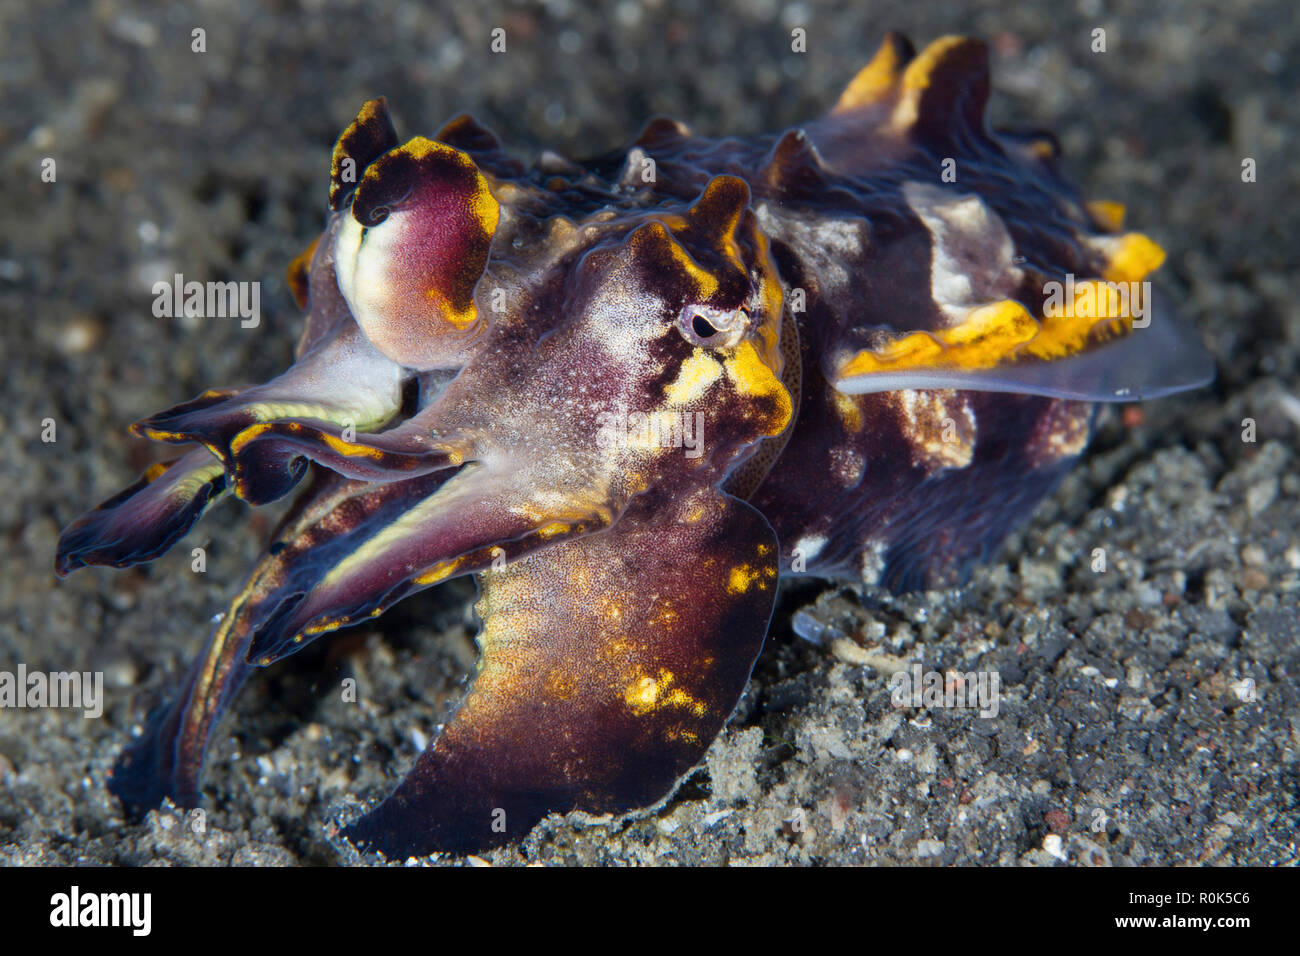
xmin=132 ymin=325 xmax=406 ymax=504
xmin=55 ymin=447 xmax=226 ymax=575
xmin=108 ymin=468 xmax=449 ymax=815
xmin=329 ymin=98 xmax=399 ymax=211
xmin=343 ymin=489 xmax=779 ymax=858
xmin=877 ymin=395 xmax=1092 ymax=591
xmin=832 ymin=243 xmax=1215 ymax=404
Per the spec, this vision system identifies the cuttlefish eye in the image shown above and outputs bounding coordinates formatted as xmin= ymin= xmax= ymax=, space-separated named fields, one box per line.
xmin=678 ymin=303 xmax=751 ymax=347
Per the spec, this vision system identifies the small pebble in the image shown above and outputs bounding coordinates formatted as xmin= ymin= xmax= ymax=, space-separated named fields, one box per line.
xmin=57 ymin=314 xmax=104 ymax=356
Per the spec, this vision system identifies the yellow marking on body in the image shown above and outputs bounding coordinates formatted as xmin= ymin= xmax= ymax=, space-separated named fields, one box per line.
xmin=138 ymin=427 xmax=189 ymax=443
xmin=1100 ymin=232 xmax=1165 ymax=284
xmin=834 ymin=390 xmax=864 ymax=432
xmin=225 ymin=402 xmax=396 ymax=459
xmin=623 ymin=669 xmax=705 ymax=717
xmin=304 ymin=616 xmax=347 ymax=637
xmin=901 ymin=35 xmax=968 ymax=92
xmin=625 ymin=674 xmax=662 ymax=714
xmin=664 ymin=688 xmax=707 ymax=716
xmin=332 ymin=99 xmax=387 ymax=176
xmin=755 ymin=235 xmax=785 ymax=366
xmin=1086 ymin=200 xmax=1126 ymax=232
xmin=413 ymin=556 xmax=465 ymax=586
xmin=839 ymin=280 xmax=1158 ymax=379
xmin=1027 ymin=138 xmax=1057 ymax=160
xmin=320 ymin=431 xmax=387 ymax=460
xmin=1024 ymin=280 xmax=1134 ymax=360
xmin=664 ymin=348 xmax=724 ymax=405
xmin=314 ymin=485 xmax=467 ymax=590
xmin=425 ymin=286 xmax=479 ymax=331
xmin=891 ymin=35 xmax=970 ymax=130
xmin=689 ymin=178 xmax=748 ymax=273
xmin=144 ymin=462 xmax=170 ymax=483
xmin=172 ymin=460 xmax=226 ymax=496
xmin=725 ymin=341 xmax=794 ymax=434
xmin=727 ymin=564 xmax=762 ymax=594
xmin=838 ymin=300 xmax=1038 ymax=377
xmin=666 ymin=236 xmax=720 ymax=298
xmin=834 ymin=33 xmax=908 ymax=112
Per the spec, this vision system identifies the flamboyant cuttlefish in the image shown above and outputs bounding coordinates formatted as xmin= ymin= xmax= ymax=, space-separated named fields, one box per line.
xmin=56 ymin=34 xmax=1213 ymax=857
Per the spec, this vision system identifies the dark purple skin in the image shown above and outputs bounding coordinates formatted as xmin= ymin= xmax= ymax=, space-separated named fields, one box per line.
xmin=56 ymin=33 xmax=1210 ymax=856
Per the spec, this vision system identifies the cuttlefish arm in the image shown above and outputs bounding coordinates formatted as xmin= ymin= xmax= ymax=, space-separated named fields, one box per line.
xmin=108 ymin=450 xmax=621 ymax=811
xmin=54 ymin=447 xmax=226 ymax=575
xmin=344 ymin=487 xmax=779 ymax=857
xmin=130 ymin=323 xmax=411 ymax=504
xmin=108 ymin=466 xmax=453 ymax=813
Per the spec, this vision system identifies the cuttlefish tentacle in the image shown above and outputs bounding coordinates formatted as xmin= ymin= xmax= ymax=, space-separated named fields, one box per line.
xmin=343 ymin=487 xmax=779 ymax=857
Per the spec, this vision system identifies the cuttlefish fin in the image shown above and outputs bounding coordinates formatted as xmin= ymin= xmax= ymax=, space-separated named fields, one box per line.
xmin=343 ymin=488 xmax=779 ymax=857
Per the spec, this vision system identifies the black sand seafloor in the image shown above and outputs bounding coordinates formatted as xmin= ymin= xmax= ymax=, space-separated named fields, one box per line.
xmin=0 ymin=0 xmax=1296 ymax=865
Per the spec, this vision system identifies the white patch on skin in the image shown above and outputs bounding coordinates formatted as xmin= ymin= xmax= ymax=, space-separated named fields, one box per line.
xmin=902 ymin=181 xmax=1023 ymax=323
xmin=1026 ymin=400 xmax=1092 ymax=465
xmin=794 ymin=535 xmax=827 ymax=561
xmin=829 ymin=446 xmax=866 ymax=486
xmin=859 ymin=538 xmax=888 ymax=586
xmin=755 ymin=203 xmax=865 ymax=293
xmin=891 ymin=388 xmax=977 ymax=472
